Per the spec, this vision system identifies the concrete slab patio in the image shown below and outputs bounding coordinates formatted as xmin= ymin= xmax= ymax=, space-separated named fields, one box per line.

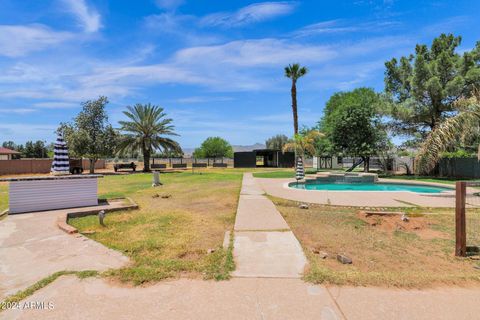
xmin=233 ymin=173 xmax=307 ymax=278
xmin=0 ymin=201 xmax=130 ymax=300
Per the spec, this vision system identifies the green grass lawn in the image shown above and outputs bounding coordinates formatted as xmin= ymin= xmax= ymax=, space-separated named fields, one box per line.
xmin=0 ymin=183 xmax=7 ymax=213
xmin=271 ymin=196 xmax=480 ymax=287
xmin=70 ymin=169 xmax=247 ymax=284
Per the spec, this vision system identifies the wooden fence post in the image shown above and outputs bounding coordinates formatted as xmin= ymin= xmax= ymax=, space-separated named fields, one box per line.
xmin=455 ymin=181 xmax=467 ymax=257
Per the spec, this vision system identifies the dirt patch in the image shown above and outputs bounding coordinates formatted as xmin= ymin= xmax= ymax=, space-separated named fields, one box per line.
xmin=271 ymin=196 xmax=480 ymax=287
xmin=357 ymin=211 xmax=449 ymax=240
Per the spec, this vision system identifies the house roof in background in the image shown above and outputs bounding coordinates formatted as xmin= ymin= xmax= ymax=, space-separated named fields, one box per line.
xmin=0 ymin=147 xmax=21 ymax=155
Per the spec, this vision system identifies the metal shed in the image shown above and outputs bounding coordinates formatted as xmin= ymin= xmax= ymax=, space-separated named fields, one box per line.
xmin=1 ymin=175 xmax=102 ymax=214
xmin=234 ymin=149 xmax=294 ymax=168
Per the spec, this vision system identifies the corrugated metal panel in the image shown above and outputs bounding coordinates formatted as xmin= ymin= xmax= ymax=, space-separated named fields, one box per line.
xmin=9 ymin=178 xmax=98 ymax=214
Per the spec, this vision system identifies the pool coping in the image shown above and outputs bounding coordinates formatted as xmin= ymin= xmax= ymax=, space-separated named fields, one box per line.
xmin=256 ymin=177 xmax=459 ymax=207
xmin=283 ymin=177 xmax=456 ymax=195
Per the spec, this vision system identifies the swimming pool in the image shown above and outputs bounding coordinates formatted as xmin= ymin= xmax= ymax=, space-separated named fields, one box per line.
xmin=289 ymin=182 xmax=452 ymax=193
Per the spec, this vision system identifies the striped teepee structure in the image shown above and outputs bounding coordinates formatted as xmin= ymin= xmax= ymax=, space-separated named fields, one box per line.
xmin=295 ymin=157 xmax=305 ymax=181
xmin=51 ymin=134 xmax=70 ymax=175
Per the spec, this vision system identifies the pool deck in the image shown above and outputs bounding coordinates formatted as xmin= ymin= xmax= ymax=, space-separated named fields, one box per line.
xmin=256 ymin=177 xmax=464 ymax=208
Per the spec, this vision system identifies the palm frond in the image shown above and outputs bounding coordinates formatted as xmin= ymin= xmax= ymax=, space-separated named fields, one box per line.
xmin=118 ymin=103 xmax=180 ymax=156
xmin=416 ymin=94 xmax=480 ymax=174
xmin=282 ymin=130 xmax=323 ymax=156
xmin=284 ymin=63 xmax=308 ymax=80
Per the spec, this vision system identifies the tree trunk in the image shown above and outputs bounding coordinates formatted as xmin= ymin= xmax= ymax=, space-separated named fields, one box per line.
xmin=143 ymin=148 xmax=151 ymax=172
xmin=363 ymin=156 xmax=370 ymax=173
xmin=89 ymin=158 xmax=96 ymax=174
xmin=291 ymin=80 xmax=298 ymax=135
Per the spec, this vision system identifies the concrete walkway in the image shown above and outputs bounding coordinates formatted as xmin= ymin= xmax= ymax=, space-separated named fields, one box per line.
xmin=0 ymin=201 xmax=129 ymax=300
xmin=232 ymin=173 xmax=307 ymax=278
xmin=3 ymin=275 xmax=480 ymax=320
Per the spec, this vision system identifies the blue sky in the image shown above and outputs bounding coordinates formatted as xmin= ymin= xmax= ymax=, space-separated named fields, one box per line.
xmin=0 ymin=0 xmax=479 ymax=148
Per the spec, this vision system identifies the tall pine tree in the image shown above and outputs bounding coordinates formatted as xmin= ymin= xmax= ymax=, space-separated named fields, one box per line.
xmin=385 ymin=34 xmax=480 ymax=137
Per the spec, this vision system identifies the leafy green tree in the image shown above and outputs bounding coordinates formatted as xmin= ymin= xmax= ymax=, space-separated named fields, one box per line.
xmin=33 ymin=140 xmax=48 ymax=158
xmin=285 ymin=63 xmax=308 ymax=134
xmin=282 ymin=130 xmax=323 ymax=160
xmin=16 ymin=144 xmax=25 ymax=156
xmin=194 ymin=137 xmax=233 ymax=160
xmin=385 ymin=34 xmax=480 ymax=138
xmin=265 ymin=134 xmax=289 ymax=150
xmin=24 ymin=141 xmax=35 ymax=158
xmin=58 ymin=96 xmax=118 ymax=173
xmin=192 ymin=147 xmax=205 ymax=158
xmin=2 ymin=141 xmax=17 ymax=150
xmin=118 ymin=103 xmax=181 ymax=172
xmin=320 ymin=88 xmax=387 ymax=172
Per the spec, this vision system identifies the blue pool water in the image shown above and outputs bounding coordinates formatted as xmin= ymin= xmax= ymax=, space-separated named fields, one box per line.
xmin=290 ymin=182 xmax=451 ymax=193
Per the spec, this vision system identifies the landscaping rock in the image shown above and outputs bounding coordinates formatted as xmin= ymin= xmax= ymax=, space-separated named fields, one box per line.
xmin=207 ymin=248 xmax=216 ymax=254
xmin=299 ymin=203 xmax=309 ymax=209
xmin=337 ymin=254 xmax=352 ymax=264
xmin=312 ymin=248 xmax=328 ymax=259
xmin=401 ymin=214 xmax=410 ymax=222
xmin=161 ymin=194 xmax=172 ymax=199
xmin=319 ymin=251 xmax=328 ymax=259
xmin=152 ymin=194 xmax=159 ymax=198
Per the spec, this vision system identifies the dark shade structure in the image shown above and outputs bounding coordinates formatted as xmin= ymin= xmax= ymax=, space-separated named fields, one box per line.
xmin=234 ymin=149 xmax=295 ymax=168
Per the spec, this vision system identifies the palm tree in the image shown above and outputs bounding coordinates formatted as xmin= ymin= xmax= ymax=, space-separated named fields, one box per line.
xmin=282 ymin=130 xmax=323 ymax=161
xmin=118 ymin=104 xmax=181 ymax=172
xmin=285 ymin=63 xmax=308 ymax=135
xmin=416 ymin=91 xmax=480 ymax=174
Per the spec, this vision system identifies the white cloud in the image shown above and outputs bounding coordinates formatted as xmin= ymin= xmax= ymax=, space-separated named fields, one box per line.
xmin=0 ymin=34 xmax=410 ymax=103
xmin=0 ymin=24 xmax=72 ymax=57
xmin=33 ymin=101 xmax=79 ymax=109
xmin=0 ymin=108 xmax=36 ymax=114
xmin=174 ymin=39 xmax=336 ymax=67
xmin=144 ymin=12 xmax=191 ymax=30
xmin=292 ymin=20 xmax=356 ymax=37
xmin=292 ymin=19 xmax=401 ymax=38
xmin=143 ymin=13 xmax=223 ymax=46
xmin=0 ymin=123 xmax=57 ymax=143
xmin=60 ymin=0 xmax=102 ymax=33
xmin=200 ymin=2 xmax=296 ymax=27
xmin=78 ymin=64 xmax=209 ymax=88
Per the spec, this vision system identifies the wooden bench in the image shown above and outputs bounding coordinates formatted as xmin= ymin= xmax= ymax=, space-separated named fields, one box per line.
xmin=172 ymin=163 xmax=187 ymax=169
xmin=151 ymin=163 xmax=167 ymax=169
xmin=212 ymin=163 xmax=228 ymax=168
xmin=192 ymin=163 xmax=207 ymax=168
xmin=114 ymin=162 xmax=137 ymax=172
